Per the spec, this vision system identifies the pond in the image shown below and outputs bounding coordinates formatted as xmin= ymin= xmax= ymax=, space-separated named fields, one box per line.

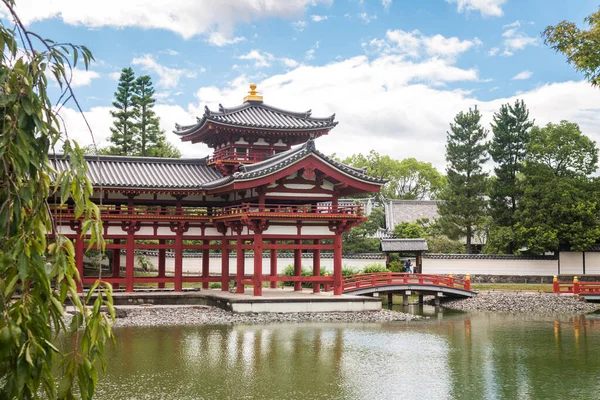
xmin=93 ymin=306 xmax=600 ymax=399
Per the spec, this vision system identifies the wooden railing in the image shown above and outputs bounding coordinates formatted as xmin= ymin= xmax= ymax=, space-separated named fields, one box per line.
xmin=212 ymin=203 xmax=362 ymax=217
xmin=50 ymin=203 xmax=363 ymax=220
xmin=207 ymin=152 xmax=267 ymax=164
xmin=553 ymin=276 xmax=600 ymax=295
xmin=342 ymin=273 xmax=471 ymax=292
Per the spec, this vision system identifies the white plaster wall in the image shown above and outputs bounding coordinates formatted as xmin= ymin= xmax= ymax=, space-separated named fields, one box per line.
xmin=301 ymin=226 xmax=334 ymax=236
xmin=559 ymin=252 xmax=584 ymax=275
xmin=584 ymin=252 xmax=600 ymax=274
xmin=156 ymin=227 xmax=176 ymax=236
xmin=121 ymin=255 xmax=385 ymax=275
xmin=264 ymin=225 xmax=297 ymax=235
xmin=422 ymin=258 xmax=558 ymax=276
xmin=137 ymin=226 xmax=154 ymax=235
xmin=57 ymin=225 xmax=77 ymax=234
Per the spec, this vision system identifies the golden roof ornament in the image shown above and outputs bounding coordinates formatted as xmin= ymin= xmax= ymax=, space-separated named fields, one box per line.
xmin=243 ymin=83 xmax=263 ymax=103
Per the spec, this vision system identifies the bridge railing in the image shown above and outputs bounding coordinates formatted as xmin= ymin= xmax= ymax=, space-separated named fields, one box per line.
xmin=342 ymin=273 xmax=471 ymax=292
xmin=553 ymin=276 xmax=600 ymax=295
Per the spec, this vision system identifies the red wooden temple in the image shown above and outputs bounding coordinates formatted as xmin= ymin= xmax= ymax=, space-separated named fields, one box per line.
xmin=51 ymin=84 xmax=385 ymax=296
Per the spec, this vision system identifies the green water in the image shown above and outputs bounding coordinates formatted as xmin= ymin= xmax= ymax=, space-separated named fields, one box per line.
xmin=94 ymin=306 xmax=600 ymax=400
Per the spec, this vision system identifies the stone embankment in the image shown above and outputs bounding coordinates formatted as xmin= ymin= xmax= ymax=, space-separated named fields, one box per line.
xmin=442 ymin=292 xmax=599 ymax=313
xmin=104 ymin=306 xmax=423 ymax=327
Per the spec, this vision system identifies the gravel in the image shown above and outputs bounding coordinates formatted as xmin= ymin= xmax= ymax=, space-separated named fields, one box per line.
xmin=104 ymin=305 xmax=423 ymax=327
xmin=442 ymin=291 xmax=599 ymax=314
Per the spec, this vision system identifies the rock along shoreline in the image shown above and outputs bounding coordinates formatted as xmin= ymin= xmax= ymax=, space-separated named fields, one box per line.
xmin=103 ymin=306 xmax=423 ymax=327
xmin=442 ymin=291 xmax=600 ymax=314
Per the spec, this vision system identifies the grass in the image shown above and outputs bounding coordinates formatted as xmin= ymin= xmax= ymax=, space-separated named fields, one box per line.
xmin=471 ymin=283 xmax=554 ymax=293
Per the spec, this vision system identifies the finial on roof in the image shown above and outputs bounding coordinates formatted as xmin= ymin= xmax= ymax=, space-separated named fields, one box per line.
xmin=243 ymin=83 xmax=263 ymax=103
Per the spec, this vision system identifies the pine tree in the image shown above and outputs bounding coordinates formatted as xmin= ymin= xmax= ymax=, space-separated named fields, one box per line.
xmin=438 ymin=107 xmax=489 ymax=254
xmin=133 ymin=75 xmax=181 ymax=158
xmin=488 ymin=100 xmax=533 ymax=253
xmin=109 ymin=67 xmax=138 ymax=155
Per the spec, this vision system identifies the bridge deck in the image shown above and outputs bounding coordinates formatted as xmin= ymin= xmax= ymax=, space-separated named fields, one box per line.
xmin=342 ymin=273 xmax=475 ymax=298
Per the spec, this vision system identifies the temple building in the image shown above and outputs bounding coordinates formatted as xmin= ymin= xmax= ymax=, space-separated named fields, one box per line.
xmin=51 ymin=85 xmax=386 ymax=296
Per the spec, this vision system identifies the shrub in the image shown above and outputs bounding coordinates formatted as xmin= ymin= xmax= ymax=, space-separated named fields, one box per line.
xmin=280 ymin=264 xmax=326 ymax=287
xmin=361 ymin=263 xmax=388 ymax=274
xmin=209 ymin=282 xmax=222 ymax=289
xmin=388 ymin=261 xmax=404 ymax=272
xmin=342 ymin=266 xmax=359 ymax=276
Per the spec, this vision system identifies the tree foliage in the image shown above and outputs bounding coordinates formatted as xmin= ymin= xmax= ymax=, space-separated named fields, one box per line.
xmin=108 ymin=67 xmax=137 ymax=155
xmin=133 ymin=75 xmax=181 ymax=158
xmin=107 ymin=70 xmax=180 ymax=157
xmin=488 ymin=100 xmax=533 ymax=253
xmin=342 ymin=151 xmax=446 ymax=200
xmin=527 ymin=121 xmax=598 ymax=178
xmin=543 ymin=8 xmax=600 ymax=86
xmin=514 ymin=121 xmax=600 ymax=253
xmin=342 ymin=207 xmax=384 ymax=253
xmin=438 ymin=107 xmax=489 ymax=253
xmin=0 ymin=2 xmax=114 ymax=398
xmin=393 ymin=222 xmax=428 ymax=239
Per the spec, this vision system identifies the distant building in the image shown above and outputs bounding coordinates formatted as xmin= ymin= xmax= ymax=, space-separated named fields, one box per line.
xmin=382 ymin=199 xmax=485 ymax=252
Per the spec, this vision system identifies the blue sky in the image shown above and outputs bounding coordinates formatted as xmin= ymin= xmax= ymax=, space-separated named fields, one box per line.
xmin=6 ymin=0 xmax=600 ymax=169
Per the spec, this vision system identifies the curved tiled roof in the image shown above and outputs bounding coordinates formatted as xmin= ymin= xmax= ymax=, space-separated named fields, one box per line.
xmin=50 ymin=139 xmax=385 ymax=191
xmin=174 ymin=102 xmax=337 ymax=136
xmin=201 ymin=139 xmax=386 ymax=189
xmin=50 ymin=155 xmax=223 ymax=189
xmin=380 ymin=238 xmax=429 ymax=252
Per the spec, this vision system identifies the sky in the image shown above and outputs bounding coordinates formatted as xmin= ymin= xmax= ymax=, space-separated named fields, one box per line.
xmin=4 ymin=0 xmax=600 ymax=170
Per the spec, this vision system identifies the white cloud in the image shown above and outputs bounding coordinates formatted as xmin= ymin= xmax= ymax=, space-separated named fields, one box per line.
xmin=446 ymin=0 xmax=506 ymax=17
xmin=311 ymin=15 xmax=328 ymax=22
xmin=292 ymin=20 xmax=307 ymax=32
xmin=50 ymin=68 xmax=100 ymax=88
xmin=131 ymin=55 xmax=198 ymax=88
xmin=382 ymin=0 xmax=392 ymax=11
xmin=59 ymin=48 xmax=600 ymax=172
xmin=369 ymin=29 xmax=481 ymax=61
xmin=305 ymin=49 xmax=315 ymax=60
xmin=207 ymin=32 xmax=246 ymax=46
xmin=108 ymin=71 xmax=121 ymax=81
xmin=9 ymin=0 xmax=330 ymax=43
xmin=500 ymin=21 xmax=538 ymax=56
xmin=280 ymin=58 xmax=299 ymax=68
xmin=512 ymin=70 xmax=533 ymax=80
xmin=239 ymin=50 xmax=275 ymax=68
xmin=161 ymin=49 xmax=179 ymax=56
xmin=358 ymin=12 xmax=377 ymax=23
xmin=487 ymin=47 xmax=499 ymax=56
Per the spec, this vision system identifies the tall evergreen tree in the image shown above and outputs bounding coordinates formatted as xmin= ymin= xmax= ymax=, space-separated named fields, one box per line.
xmin=132 ymin=75 xmax=180 ymax=157
xmin=109 ymin=67 xmax=138 ymax=155
xmin=488 ymin=100 xmax=533 ymax=253
xmin=438 ymin=107 xmax=489 ymax=253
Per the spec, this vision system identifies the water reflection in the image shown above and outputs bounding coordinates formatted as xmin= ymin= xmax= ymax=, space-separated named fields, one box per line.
xmin=94 ymin=309 xmax=600 ymax=400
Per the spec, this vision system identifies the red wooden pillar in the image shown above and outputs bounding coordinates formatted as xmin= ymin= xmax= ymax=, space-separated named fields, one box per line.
xmin=75 ymin=230 xmax=84 ymax=293
xmin=158 ymin=239 xmax=166 ymax=289
xmin=313 ymin=239 xmax=321 ymax=293
xmin=126 ymin=226 xmax=135 ymax=292
xmin=202 ymin=239 xmax=210 ymax=289
xmin=236 ymin=238 xmax=245 ymax=294
xmin=333 ymin=233 xmax=342 ymax=295
xmin=221 ymin=238 xmax=230 ymax=291
xmin=254 ymin=232 xmax=263 ymax=296
xmin=174 ymin=228 xmax=183 ymax=292
xmin=270 ymin=240 xmax=277 ymax=289
xmin=112 ymin=239 xmax=121 ymax=289
xmin=294 ymin=239 xmax=302 ymax=291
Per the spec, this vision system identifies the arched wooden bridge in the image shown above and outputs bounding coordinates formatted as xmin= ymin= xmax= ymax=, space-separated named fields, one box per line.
xmin=342 ymin=273 xmax=476 ymax=298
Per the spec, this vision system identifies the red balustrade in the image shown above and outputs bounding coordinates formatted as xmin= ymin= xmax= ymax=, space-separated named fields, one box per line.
xmin=207 ymin=152 xmax=267 ymax=164
xmin=553 ymin=276 xmax=600 ymax=295
xmin=51 ymin=203 xmax=363 ymax=221
xmin=342 ymin=273 xmax=472 ymax=292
